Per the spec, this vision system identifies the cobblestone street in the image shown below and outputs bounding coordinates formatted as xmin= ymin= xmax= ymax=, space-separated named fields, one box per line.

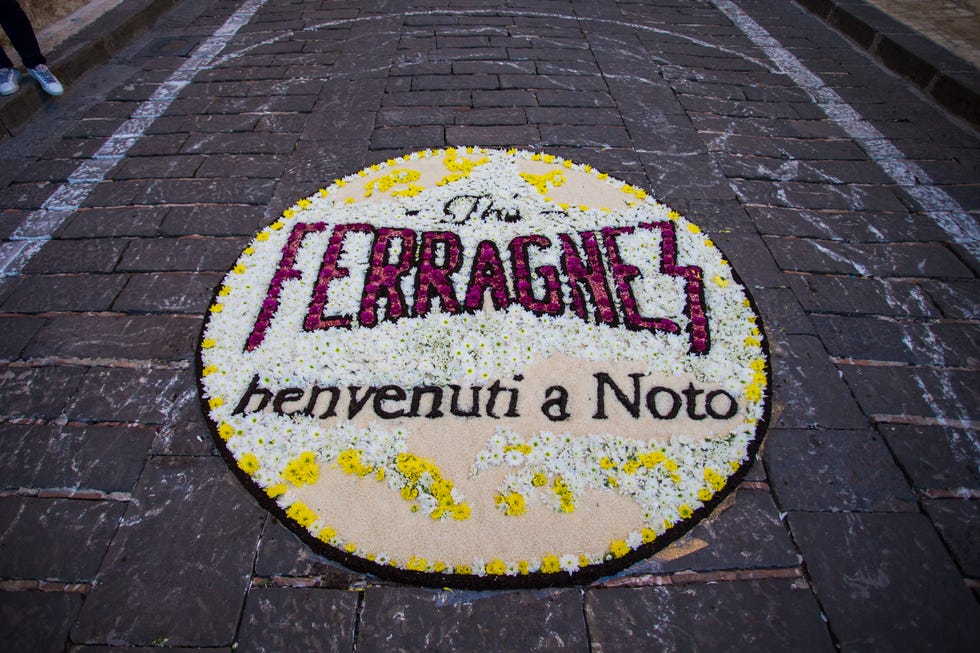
xmin=0 ymin=0 xmax=977 ymax=650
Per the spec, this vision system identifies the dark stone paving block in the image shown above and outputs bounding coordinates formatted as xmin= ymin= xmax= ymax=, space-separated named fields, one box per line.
xmin=180 ymin=133 xmax=297 ymax=155
xmin=68 ymin=640 xmax=230 ymax=653
xmin=446 ymin=125 xmax=541 ymax=146
xmin=254 ymin=518 xmax=363 ymax=587
xmin=60 ymin=207 xmax=168 ymax=238
xmin=640 ymin=154 xmax=734 ymax=202
xmin=118 ymin=237 xmax=246 ymax=272
xmin=236 ymin=588 xmax=357 ymax=653
xmin=0 ymin=316 xmax=44 ymax=360
xmin=370 ymin=126 xmax=445 ymax=150
xmin=375 ymin=107 xmax=455 ymax=128
xmin=764 ymin=429 xmax=915 ymax=512
xmin=0 ymin=209 xmax=24 ymax=238
xmin=0 ymin=274 xmax=129 ymax=313
xmin=0 ymin=497 xmax=125 ymax=580
xmin=537 ymin=89 xmax=614 ymax=108
xmin=539 ymin=125 xmax=631 ymax=148
xmin=0 ymin=591 xmax=82 ymax=653
xmin=127 ymin=133 xmax=189 ymax=157
xmin=452 ymin=60 xmax=536 ymax=75
xmin=788 ymin=273 xmax=938 ymax=318
xmin=21 ymin=239 xmax=127 ymax=274
xmin=878 ymin=424 xmax=980 ymax=491
xmin=525 ymin=107 xmax=622 ymax=125
xmin=159 ymin=205 xmax=266 ymax=237
xmin=454 ymin=107 xmax=527 ymax=126
xmin=81 ymin=181 xmax=152 ymax=209
xmin=0 ymin=422 xmax=153 ymax=492
xmin=921 ymin=280 xmax=980 ymax=320
xmin=922 ymin=499 xmax=980 ymax=578
xmin=839 ymin=364 xmax=978 ymax=421
xmin=731 ymin=179 xmax=908 ymax=212
xmin=111 ymin=155 xmax=204 ymax=181
xmin=65 ymin=368 xmax=191 ymax=425
xmin=665 ymin=198 xmax=756 ymax=234
xmin=620 ymin=489 xmax=799 ymax=576
xmin=751 ymin=287 xmax=815 ymax=336
xmin=586 ymin=580 xmax=834 ymax=653
xmin=71 ymin=456 xmax=265 ymax=647
xmin=148 ymin=379 xmax=215 ymax=456
xmin=381 ymin=90 xmax=471 ymax=108
xmin=546 ymin=147 xmax=643 ymax=175
xmin=735 ymin=156 xmax=894 ymax=186
xmin=501 ymin=74 xmax=606 ymax=92
xmin=764 ymin=237 xmax=973 ymax=278
xmin=358 ymin=587 xmax=588 ymax=652
xmin=113 ymin=272 xmax=224 ymax=314
xmin=412 ymin=73 xmax=499 ymax=91
xmin=301 ymin=110 xmax=374 ymax=141
xmin=708 ymin=232 xmax=787 ymax=288
xmin=0 ymin=181 xmax=59 ymax=210
xmin=132 ymin=178 xmax=277 ymax=206
xmin=769 ymin=335 xmax=867 ymax=429
xmin=811 ymin=315 xmax=980 ymax=366
xmin=0 ymin=366 xmax=85 ymax=419
xmin=284 ymin=140 xmax=368 ymax=184
xmin=24 ymin=315 xmax=200 ymax=362
xmin=256 ymin=113 xmax=307 ymax=134
xmin=196 ymin=154 xmax=287 ymax=179
xmin=788 ymin=512 xmax=980 ymax=651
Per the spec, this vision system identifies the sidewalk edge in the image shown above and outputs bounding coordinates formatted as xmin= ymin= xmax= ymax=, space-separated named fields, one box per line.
xmin=0 ymin=0 xmax=183 ymax=139
xmin=796 ymin=0 xmax=979 ymax=128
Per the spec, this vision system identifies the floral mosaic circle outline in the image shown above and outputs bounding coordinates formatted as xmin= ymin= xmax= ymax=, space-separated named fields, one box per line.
xmin=196 ymin=148 xmax=772 ymax=588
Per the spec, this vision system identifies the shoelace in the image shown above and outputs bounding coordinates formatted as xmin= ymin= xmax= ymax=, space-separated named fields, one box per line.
xmin=32 ymin=66 xmax=56 ymax=84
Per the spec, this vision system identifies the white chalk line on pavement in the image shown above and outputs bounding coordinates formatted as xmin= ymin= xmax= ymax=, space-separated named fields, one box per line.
xmin=0 ymin=0 xmax=271 ymax=282
xmin=712 ymin=0 xmax=980 ymax=263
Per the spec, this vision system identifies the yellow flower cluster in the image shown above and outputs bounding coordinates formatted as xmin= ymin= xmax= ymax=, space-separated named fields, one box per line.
xmin=282 ymin=451 xmax=320 ymax=487
xmin=530 ymin=152 xmax=557 ymax=164
xmin=286 ymin=500 xmax=317 ymax=528
xmin=495 ymin=491 xmax=527 ymax=516
xmin=540 ymin=554 xmax=561 ymax=573
xmin=485 ymin=558 xmax=507 ymax=575
xmin=364 ymin=168 xmax=422 ymax=197
xmin=406 ymin=555 xmax=428 ymax=572
xmin=336 ymin=449 xmax=375 ymax=477
xmin=609 ymin=538 xmax=630 ymax=558
xmin=436 ymin=148 xmax=489 ymax=186
xmin=704 ymin=467 xmax=726 ymax=492
xmin=745 ymin=358 xmax=767 ymax=404
xmin=266 ymin=483 xmax=286 ymax=498
xmin=552 ymin=476 xmax=575 ymax=513
xmin=395 ymin=452 xmax=471 ymax=521
xmin=519 ymin=170 xmax=565 ymax=195
xmin=237 ymin=452 xmax=259 ymax=475
xmin=218 ymin=422 xmax=234 ymax=441
xmin=600 ymin=450 xmax=672 ymax=477
xmin=620 ymin=183 xmax=647 ymax=201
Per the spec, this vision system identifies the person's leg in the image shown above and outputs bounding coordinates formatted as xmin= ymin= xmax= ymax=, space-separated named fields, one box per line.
xmin=0 ymin=45 xmax=13 ymax=69
xmin=0 ymin=0 xmax=45 ymax=69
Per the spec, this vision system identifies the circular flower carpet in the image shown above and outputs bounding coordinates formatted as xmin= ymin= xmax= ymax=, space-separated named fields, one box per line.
xmin=197 ymin=148 xmax=770 ymax=587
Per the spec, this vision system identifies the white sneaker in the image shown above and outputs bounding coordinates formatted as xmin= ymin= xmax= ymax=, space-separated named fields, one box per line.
xmin=0 ymin=68 xmax=20 ymax=96
xmin=28 ymin=64 xmax=63 ymax=96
